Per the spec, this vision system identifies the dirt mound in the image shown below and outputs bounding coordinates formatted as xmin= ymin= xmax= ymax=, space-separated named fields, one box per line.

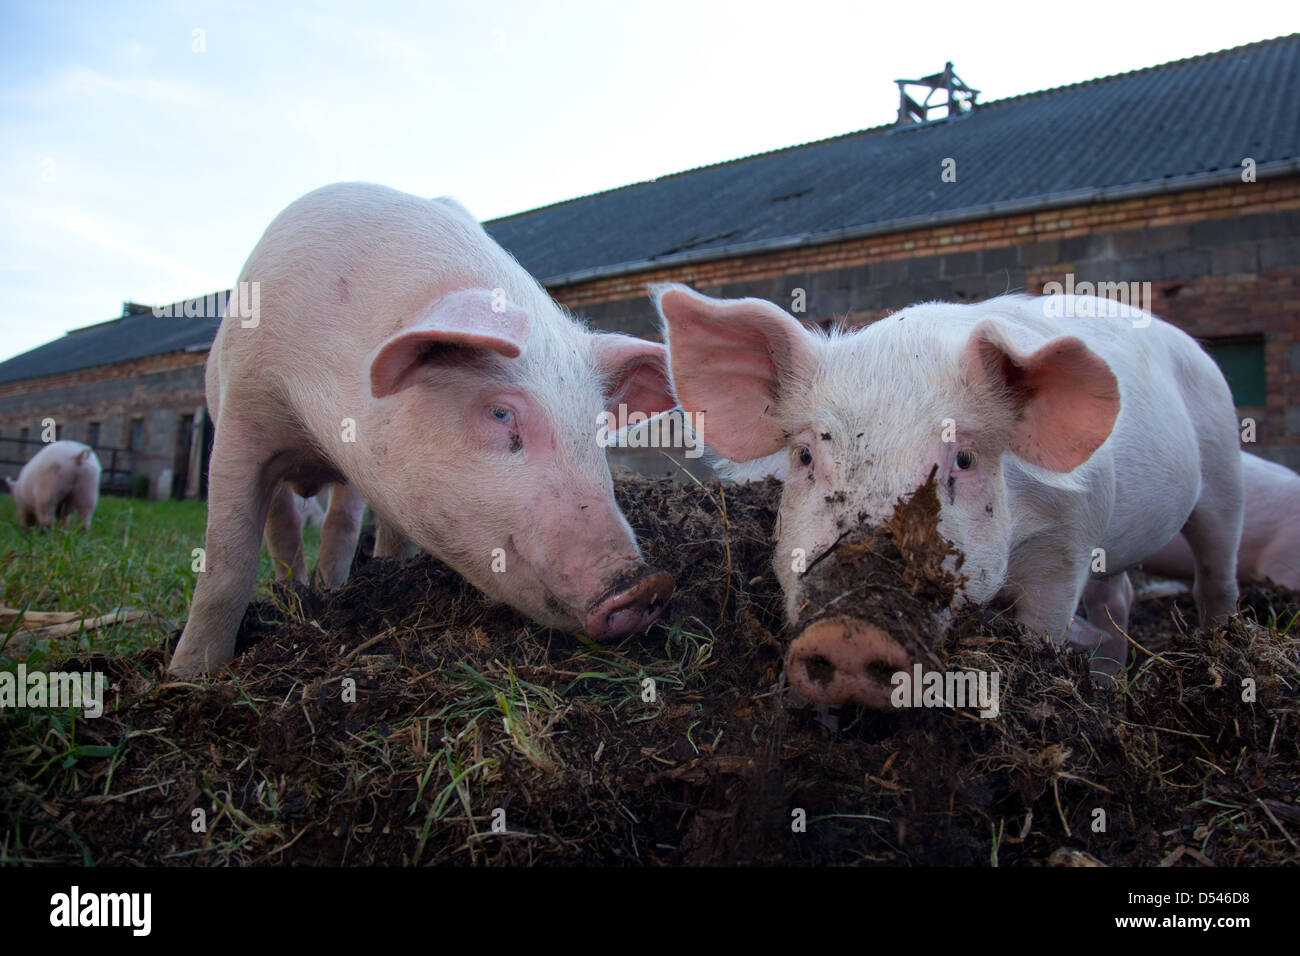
xmin=3 ymin=473 xmax=1298 ymax=866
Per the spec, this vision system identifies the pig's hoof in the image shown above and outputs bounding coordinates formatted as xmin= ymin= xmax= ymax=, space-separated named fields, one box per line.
xmin=786 ymin=616 xmax=910 ymax=709
xmin=166 ymin=647 xmax=230 ymax=680
xmin=585 ymin=570 xmax=674 ymax=642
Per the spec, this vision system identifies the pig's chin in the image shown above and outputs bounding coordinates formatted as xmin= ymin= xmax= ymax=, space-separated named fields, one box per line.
xmin=492 ymin=589 xmax=583 ymax=632
xmin=448 ymin=556 xmax=583 ymax=632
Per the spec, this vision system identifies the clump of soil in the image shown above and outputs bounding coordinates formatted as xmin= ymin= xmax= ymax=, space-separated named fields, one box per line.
xmin=3 ymin=472 xmax=1298 ymax=866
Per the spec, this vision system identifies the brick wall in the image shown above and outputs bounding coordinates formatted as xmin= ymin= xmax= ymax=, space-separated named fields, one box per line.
xmin=0 ymin=351 xmax=208 ymax=497
xmin=556 ymin=175 xmax=1300 ymax=469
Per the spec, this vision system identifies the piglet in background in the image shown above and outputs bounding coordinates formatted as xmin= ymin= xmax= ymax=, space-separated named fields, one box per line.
xmin=5 ymin=440 xmax=102 ymax=531
xmin=1138 ymin=450 xmax=1299 ymax=591
xmin=169 ymin=182 xmax=676 ymax=677
xmin=1100 ymin=451 xmax=1300 ymax=633
xmin=294 ymin=492 xmax=327 ymax=531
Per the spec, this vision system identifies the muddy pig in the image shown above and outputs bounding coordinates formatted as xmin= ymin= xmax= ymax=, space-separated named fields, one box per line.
xmin=5 ymin=440 xmax=101 ymax=531
xmin=655 ymin=286 xmax=1244 ymax=706
xmin=168 ymin=182 xmax=676 ymax=677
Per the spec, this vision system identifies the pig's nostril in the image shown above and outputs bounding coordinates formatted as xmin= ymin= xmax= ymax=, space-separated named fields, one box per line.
xmin=804 ymin=654 xmax=836 ymax=687
xmin=584 ymin=569 xmax=675 ymax=642
xmin=865 ymin=659 xmax=899 ymax=687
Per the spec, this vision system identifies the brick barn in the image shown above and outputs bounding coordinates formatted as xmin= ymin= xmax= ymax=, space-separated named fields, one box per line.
xmin=0 ymin=300 xmax=219 ymax=498
xmin=1 ymin=34 xmax=1297 ymax=496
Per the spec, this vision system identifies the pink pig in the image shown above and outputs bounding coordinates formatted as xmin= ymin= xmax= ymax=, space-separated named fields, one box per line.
xmin=169 ymin=183 xmax=676 ymax=677
xmin=5 ymin=440 xmax=101 ymax=531
xmin=1096 ymin=452 xmax=1300 ymax=631
xmin=1140 ymin=451 xmax=1299 ymax=591
xmin=655 ymin=286 xmax=1244 ymax=706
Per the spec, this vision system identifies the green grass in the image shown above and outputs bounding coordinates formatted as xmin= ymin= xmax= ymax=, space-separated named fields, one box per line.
xmin=0 ymin=494 xmax=321 ymax=664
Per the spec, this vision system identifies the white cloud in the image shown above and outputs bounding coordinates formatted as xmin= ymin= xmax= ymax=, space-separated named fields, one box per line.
xmin=9 ymin=63 xmax=209 ymax=109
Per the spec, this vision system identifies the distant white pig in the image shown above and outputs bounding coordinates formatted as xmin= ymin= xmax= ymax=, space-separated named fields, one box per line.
xmin=1137 ymin=451 xmax=1299 ymax=591
xmin=294 ymin=493 xmax=326 ymax=530
xmin=168 ymin=183 xmax=677 ymax=677
xmin=266 ymin=493 xmax=328 ymax=580
xmin=656 ymin=286 xmax=1244 ymax=705
xmin=5 ymin=440 xmax=101 ymax=531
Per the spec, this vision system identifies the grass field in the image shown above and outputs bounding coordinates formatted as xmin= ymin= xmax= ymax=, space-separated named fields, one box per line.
xmin=0 ymin=494 xmax=320 ymax=666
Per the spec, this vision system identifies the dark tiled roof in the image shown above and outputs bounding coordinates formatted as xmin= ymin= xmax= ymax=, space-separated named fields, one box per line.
xmin=484 ymin=34 xmax=1300 ymax=282
xmin=3 ymin=34 xmax=1296 ymax=386
xmin=0 ymin=301 xmax=222 ymax=385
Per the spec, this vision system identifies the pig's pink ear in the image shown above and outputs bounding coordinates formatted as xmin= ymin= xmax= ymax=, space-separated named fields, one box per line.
xmin=653 ymin=283 xmax=819 ymax=462
xmin=962 ymin=321 xmax=1120 ymax=472
xmin=592 ymin=335 xmax=675 ymax=416
xmin=369 ymin=289 xmax=531 ymax=398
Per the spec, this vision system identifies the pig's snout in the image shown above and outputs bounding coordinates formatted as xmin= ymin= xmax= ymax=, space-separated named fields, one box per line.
xmin=786 ymin=616 xmax=911 ymax=709
xmin=585 ymin=568 xmax=674 ymax=641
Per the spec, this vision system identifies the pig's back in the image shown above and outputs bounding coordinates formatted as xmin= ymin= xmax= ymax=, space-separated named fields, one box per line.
xmin=211 ymin=183 xmax=557 ymax=408
xmin=911 ymin=295 xmax=1235 ymax=569
xmin=19 ymin=441 xmax=93 ymax=492
xmin=999 ymin=294 xmax=1238 ymax=565
xmin=972 ymin=295 xmax=1212 ymax=384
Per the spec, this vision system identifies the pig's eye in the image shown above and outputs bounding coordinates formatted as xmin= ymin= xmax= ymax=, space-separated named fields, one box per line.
xmin=489 ymin=406 xmax=514 ymax=424
xmin=955 ymin=449 xmax=976 ymax=470
xmin=795 ymin=445 xmax=813 ymax=468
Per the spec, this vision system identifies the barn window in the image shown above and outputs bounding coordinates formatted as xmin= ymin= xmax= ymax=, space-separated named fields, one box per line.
xmin=88 ymin=422 xmax=100 ymax=448
xmin=128 ymin=418 xmax=145 ymax=451
xmin=1202 ymin=335 xmax=1266 ymax=407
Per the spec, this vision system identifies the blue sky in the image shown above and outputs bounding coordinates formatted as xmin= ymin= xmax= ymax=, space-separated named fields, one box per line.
xmin=1 ymin=0 xmax=1295 ymax=362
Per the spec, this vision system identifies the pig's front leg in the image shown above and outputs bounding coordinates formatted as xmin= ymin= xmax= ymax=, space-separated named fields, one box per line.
xmin=168 ymin=436 xmax=276 ymax=678
xmin=1013 ymin=557 xmax=1127 ymax=677
xmin=313 ymin=482 xmax=364 ymax=589
xmin=265 ymin=483 xmax=308 ymax=583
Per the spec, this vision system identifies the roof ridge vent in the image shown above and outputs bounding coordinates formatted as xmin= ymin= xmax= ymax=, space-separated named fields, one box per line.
xmin=894 ymin=61 xmax=979 ymax=125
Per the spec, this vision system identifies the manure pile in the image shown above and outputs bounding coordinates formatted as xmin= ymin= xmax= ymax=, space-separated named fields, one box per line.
xmin=3 ymin=473 xmax=1298 ymax=866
